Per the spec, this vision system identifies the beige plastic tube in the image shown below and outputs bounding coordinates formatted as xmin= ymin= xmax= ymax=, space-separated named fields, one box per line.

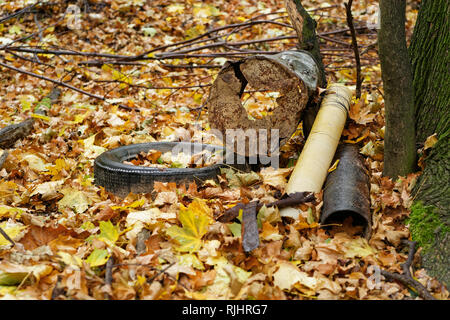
xmin=281 ymin=83 xmax=353 ymax=218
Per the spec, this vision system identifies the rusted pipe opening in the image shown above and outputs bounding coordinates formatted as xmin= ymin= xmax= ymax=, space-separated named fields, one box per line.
xmin=321 ymin=211 xmax=369 ymax=236
xmin=321 ymin=144 xmax=372 ymax=238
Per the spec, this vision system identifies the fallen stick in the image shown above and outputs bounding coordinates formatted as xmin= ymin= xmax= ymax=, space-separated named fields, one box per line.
xmin=2 ymin=25 xmax=369 ymax=64
xmin=218 ymin=192 xmax=315 ymax=223
xmin=104 ymin=256 xmax=115 ymax=300
xmin=0 ymin=226 xmax=15 ymax=246
xmin=0 ymin=87 xmax=61 ymax=149
xmin=161 ymin=63 xmax=222 ymax=69
xmin=381 ymin=240 xmax=436 ymax=300
xmin=0 ymin=1 xmax=40 ymax=24
xmin=241 ymin=202 xmax=259 ymax=253
xmin=50 ymin=275 xmax=63 ymax=300
xmin=344 ymin=0 xmax=362 ymax=99
xmin=0 ymin=150 xmax=8 ymax=169
xmin=0 ymin=118 xmax=35 ymax=149
xmin=0 ymin=59 xmax=139 ymax=112
xmin=219 ymin=192 xmax=314 ymax=254
xmin=0 ymin=59 xmax=104 ymax=100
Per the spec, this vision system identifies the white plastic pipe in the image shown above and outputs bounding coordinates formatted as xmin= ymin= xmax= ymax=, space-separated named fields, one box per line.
xmin=281 ymin=83 xmax=353 ymax=219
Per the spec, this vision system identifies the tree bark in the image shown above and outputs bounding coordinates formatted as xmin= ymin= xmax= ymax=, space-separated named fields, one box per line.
xmin=284 ymin=0 xmax=326 ymax=87
xmin=409 ymin=0 xmax=450 ymax=287
xmin=284 ymin=0 xmax=327 ymax=138
xmin=409 ymin=0 xmax=450 ymax=143
xmin=378 ymin=0 xmax=416 ymax=177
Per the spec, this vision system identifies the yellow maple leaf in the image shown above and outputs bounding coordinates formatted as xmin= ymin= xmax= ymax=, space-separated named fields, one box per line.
xmin=166 ymin=198 xmax=212 ymax=253
xmin=30 ymin=180 xmax=64 ymax=201
xmin=80 ymin=134 xmax=107 ymax=159
xmin=57 ymin=187 xmax=92 ymax=214
xmin=259 ymin=167 xmax=293 ymax=190
xmin=295 ymin=221 xmax=319 ymax=230
xmin=185 ymin=25 xmax=206 ymax=39
xmin=71 ymin=112 xmax=90 ymax=124
xmin=0 ymin=262 xmax=52 ymax=286
xmin=97 ymin=220 xmax=120 ymax=245
xmin=273 ymin=261 xmax=317 ymax=291
xmin=344 ymin=238 xmax=377 ymax=258
xmin=348 ymin=95 xmax=376 ymax=125
xmin=45 ymin=158 xmax=69 ymax=178
xmin=193 ymin=4 xmax=220 ymax=18
xmin=21 ymin=154 xmax=49 ymax=172
xmin=0 ymin=180 xmax=19 ymax=203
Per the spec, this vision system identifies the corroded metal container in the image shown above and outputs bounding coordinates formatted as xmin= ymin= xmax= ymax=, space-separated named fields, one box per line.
xmin=207 ymin=50 xmax=321 ymax=158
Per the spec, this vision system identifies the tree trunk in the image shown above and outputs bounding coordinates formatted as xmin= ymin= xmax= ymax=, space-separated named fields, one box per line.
xmin=409 ymin=0 xmax=450 ymax=288
xmin=284 ymin=0 xmax=327 ymax=138
xmin=284 ymin=0 xmax=326 ymax=87
xmin=378 ymin=0 xmax=416 ymax=178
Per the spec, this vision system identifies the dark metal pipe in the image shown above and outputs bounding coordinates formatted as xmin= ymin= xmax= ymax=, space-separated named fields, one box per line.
xmin=321 ymin=144 xmax=372 ymax=238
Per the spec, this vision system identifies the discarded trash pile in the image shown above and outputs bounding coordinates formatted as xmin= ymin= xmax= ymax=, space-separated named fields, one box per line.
xmin=94 ymin=51 xmax=371 ymax=249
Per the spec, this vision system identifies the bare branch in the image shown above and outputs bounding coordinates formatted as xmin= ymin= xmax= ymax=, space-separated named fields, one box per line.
xmin=344 ymin=0 xmax=362 ymax=99
xmin=0 ymin=1 xmax=40 ymax=24
xmin=381 ymin=240 xmax=437 ymax=300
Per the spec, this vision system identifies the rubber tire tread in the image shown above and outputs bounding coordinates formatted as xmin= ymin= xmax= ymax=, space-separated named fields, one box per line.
xmin=94 ymin=142 xmax=246 ymax=196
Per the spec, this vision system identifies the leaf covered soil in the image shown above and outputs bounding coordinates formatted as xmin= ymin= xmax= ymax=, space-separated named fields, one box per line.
xmin=0 ymin=0 xmax=447 ymax=300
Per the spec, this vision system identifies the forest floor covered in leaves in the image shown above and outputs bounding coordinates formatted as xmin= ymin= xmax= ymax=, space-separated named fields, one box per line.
xmin=0 ymin=0 xmax=448 ymax=300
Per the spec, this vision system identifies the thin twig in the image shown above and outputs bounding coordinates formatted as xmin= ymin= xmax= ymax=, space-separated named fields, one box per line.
xmin=2 ymin=23 xmax=370 ymax=67
xmin=164 ymin=35 xmax=297 ymax=55
xmin=0 ymin=1 xmax=40 ymax=24
xmin=344 ymin=0 xmax=362 ymax=99
xmin=0 ymin=57 xmax=140 ymax=112
xmin=51 ymin=275 xmax=63 ymax=300
xmin=0 ymin=58 xmax=105 ymax=100
xmin=361 ymin=41 xmax=378 ymax=55
xmin=0 ymin=11 xmax=68 ymax=50
xmin=129 ymin=20 xmax=293 ymax=61
xmin=218 ymin=192 xmax=315 ymax=223
xmin=161 ymin=63 xmax=222 ymax=69
xmin=153 ymin=50 xmax=282 ymax=59
xmin=79 ymin=60 xmax=145 ymax=66
xmin=104 ymin=256 xmax=114 ymax=300
xmin=7 ymin=50 xmax=53 ymax=67
xmin=0 ymin=150 xmax=8 ymax=169
xmin=5 ymin=46 xmax=131 ymax=59
xmin=320 ymin=26 xmax=369 ymax=36
xmin=33 ymin=12 xmax=44 ymax=43
xmin=92 ymin=79 xmax=211 ymax=90
xmin=318 ymin=34 xmax=352 ymax=47
xmin=146 ymin=262 xmax=176 ymax=284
